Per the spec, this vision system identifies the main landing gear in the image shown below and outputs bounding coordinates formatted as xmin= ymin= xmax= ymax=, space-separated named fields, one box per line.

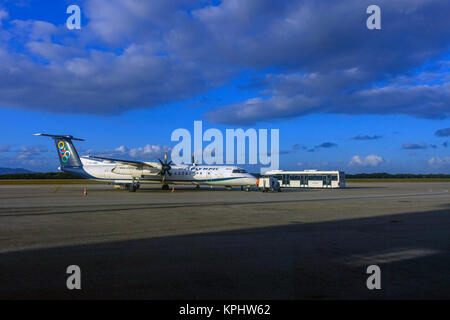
xmin=127 ymin=179 xmax=140 ymax=192
xmin=128 ymin=182 xmax=140 ymax=192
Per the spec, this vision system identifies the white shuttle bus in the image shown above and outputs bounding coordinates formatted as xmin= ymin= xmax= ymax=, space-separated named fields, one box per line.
xmin=264 ymin=170 xmax=345 ymax=189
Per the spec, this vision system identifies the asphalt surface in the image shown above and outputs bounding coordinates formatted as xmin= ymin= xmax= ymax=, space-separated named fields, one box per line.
xmin=0 ymin=182 xmax=449 ymax=299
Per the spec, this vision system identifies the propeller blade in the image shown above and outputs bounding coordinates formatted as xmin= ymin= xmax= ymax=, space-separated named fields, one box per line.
xmin=164 ymin=152 xmax=168 ymax=163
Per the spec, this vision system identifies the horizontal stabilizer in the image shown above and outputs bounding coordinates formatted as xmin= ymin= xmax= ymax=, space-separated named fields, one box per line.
xmin=33 ymin=133 xmax=85 ymax=141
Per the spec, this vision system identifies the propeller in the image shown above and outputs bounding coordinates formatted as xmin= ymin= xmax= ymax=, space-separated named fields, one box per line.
xmin=191 ymin=152 xmax=200 ymax=166
xmin=158 ymin=152 xmax=173 ymax=183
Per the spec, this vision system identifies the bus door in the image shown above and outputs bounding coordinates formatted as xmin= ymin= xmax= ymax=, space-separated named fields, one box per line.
xmin=326 ymin=174 xmax=331 ymax=188
xmin=323 ymin=175 xmax=332 ymax=188
xmin=282 ymin=174 xmax=290 ymax=187
xmin=300 ymin=175 xmax=308 ymax=187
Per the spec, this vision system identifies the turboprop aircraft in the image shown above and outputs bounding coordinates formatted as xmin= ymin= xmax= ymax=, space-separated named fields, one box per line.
xmin=34 ymin=133 xmax=257 ymax=191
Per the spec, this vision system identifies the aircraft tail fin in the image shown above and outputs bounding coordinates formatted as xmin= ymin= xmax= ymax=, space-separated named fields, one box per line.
xmin=33 ymin=134 xmax=83 ymax=167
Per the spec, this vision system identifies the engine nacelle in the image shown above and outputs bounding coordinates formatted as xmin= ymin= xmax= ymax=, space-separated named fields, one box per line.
xmin=112 ymin=165 xmax=157 ymax=178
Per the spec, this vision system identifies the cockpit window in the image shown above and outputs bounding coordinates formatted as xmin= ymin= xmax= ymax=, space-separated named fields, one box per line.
xmin=232 ymin=169 xmax=247 ymax=173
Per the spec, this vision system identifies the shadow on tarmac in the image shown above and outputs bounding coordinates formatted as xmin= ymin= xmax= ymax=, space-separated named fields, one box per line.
xmin=0 ymin=207 xmax=449 ymax=299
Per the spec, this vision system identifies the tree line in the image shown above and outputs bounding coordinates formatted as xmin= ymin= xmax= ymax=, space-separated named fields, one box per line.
xmin=0 ymin=172 xmax=84 ymax=179
xmin=345 ymin=173 xmax=450 ymax=179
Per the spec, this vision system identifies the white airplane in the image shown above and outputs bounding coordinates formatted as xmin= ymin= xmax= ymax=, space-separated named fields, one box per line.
xmin=34 ymin=133 xmax=257 ymax=191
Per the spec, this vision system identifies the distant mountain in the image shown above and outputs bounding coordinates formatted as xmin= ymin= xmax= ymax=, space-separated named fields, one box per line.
xmin=0 ymin=167 xmax=35 ymax=174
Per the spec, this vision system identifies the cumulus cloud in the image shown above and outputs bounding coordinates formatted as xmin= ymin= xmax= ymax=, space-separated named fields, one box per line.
xmin=435 ymin=128 xmax=450 ymax=137
xmin=200 ymin=0 xmax=450 ymax=124
xmin=349 ymin=154 xmax=383 ymax=166
xmin=205 ymin=71 xmax=450 ymax=125
xmin=428 ymin=156 xmax=450 ymax=167
xmin=84 ymin=144 xmax=171 ymax=160
xmin=129 ymin=145 xmax=171 ymax=159
xmin=16 ymin=146 xmax=48 ymax=160
xmin=402 ymin=142 xmax=428 ymax=150
xmin=0 ymin=9 xmax=8 ymax=24
xmin=0 ymin=0 xmax=449 ymax=124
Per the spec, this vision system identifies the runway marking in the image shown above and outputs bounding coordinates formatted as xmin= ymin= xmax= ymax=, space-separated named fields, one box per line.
xmin=344 ymin=248 xmax=440 ymax=266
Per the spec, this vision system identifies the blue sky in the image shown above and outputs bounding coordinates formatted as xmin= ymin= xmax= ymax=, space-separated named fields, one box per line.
xmin=0 ymin=0 xmax=449 ymax=173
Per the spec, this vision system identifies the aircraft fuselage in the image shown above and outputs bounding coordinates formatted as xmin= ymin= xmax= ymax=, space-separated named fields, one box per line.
xmin=63 ymin=157 xmax=257 ymax=187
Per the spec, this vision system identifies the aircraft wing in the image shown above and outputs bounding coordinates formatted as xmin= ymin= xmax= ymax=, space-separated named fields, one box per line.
xmin=84 ymin=155 xmax=161 ymax=170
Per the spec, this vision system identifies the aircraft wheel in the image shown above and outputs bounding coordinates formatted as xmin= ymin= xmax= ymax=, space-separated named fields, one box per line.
xmin=162 ymin=184 xmax=170 ymax=190
xmin=128 ymin=182 xmax=140 ymax=192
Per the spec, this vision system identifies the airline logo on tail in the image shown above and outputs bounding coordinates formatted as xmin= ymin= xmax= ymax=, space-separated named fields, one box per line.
xmin=58 ymin=140 xmax=72 ymax=163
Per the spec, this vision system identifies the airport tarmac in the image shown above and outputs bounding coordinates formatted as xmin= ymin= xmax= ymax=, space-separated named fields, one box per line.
xmin=0 ymin=182 xmax=449 ymax=299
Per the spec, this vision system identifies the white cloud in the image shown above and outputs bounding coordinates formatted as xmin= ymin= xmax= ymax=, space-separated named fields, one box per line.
xmin=16 ymin=146 xmax=48 ymax=160
xmin=428 ymin=156 xmax=450 ymax=167
xmin=10 ymin=19 xmax=58 ymax=42
xmin=129 ymin=144 xmax=171 ymax=158
xmin=114 ymin=146 xmax=128 ymax=153
xmin=84 ymin=144 xmax=171 ymax=160
xmin=0 ymin=9 xmax=8 ymax=24
xmin=349 ymin=154 xmax=383 ymax=167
